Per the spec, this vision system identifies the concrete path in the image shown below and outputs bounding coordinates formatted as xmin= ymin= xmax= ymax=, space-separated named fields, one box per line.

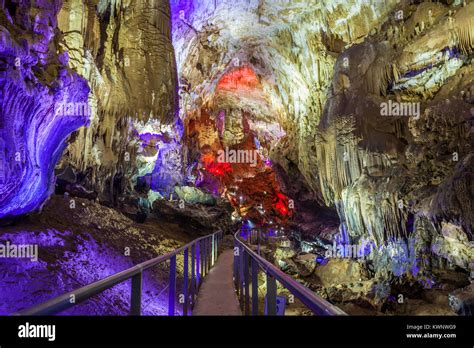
xmin=193 ymin=249 xmax=242 ymax=316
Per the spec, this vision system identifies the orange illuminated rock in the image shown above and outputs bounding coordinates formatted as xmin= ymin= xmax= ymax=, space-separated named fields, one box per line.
xmin=217 ymin=66 xmax=261 ymax=91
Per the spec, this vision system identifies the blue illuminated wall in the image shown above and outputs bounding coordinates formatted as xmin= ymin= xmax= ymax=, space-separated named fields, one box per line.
xmin=0 ymin=1 xmax=90 ymax=219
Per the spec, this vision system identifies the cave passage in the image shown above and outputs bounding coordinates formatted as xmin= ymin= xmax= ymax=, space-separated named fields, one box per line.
xmin=0 ymin=0 xmax=473 ymax=321
xmin=186 ymin=65 xmax=293 ymax=231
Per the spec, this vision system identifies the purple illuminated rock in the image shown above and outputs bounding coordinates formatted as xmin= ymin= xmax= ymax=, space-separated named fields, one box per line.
xmin=0 ymin=1 xmax=90 ymax=219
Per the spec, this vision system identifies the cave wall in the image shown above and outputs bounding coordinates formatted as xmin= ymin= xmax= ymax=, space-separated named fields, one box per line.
xmin=171 ymin=0 xmax=400 ymax=195
xmin=0 ymin=0 xmax=180 ymax=219
xmin=170 ymin=0 xmax=402 ymax=235
xmin=317 ymin=2 xmax=473 ymax=271
xmin=0 ymin=0 xmax=90 ymax=219
xmin=172 ymin=0 xmax=473 ymax=275
xmin=56 ymin=0 xmax=180 ymax=204
xmin=170 ymin=0 xmax=402 ymax=226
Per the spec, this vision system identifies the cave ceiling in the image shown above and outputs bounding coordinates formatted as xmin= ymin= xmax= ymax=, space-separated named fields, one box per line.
xmin=169 ymin=0 xmax=473 ymax=262
xmin=0 ymin=0 xmax=472 ymax=273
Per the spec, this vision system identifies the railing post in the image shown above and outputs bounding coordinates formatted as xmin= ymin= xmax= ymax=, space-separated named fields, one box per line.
xmin=201 ymin=239 xmax=206 ymax=277
xmin=204 ymin=237 xmax=208 ymax=274
xmin=210 ymin=235 xmax=213 ymax=266
xmin=251 ymin=257 xmax=258 ymax=315
xmin=196 ymin=240 xmax=201 ymax=287
xmin=130 ymin=272 xmax=142 ymax=316
xmin=233 ymin=239 xmax=238 ymax=294
xmin=207 ymin=237 xmax=210 ymax=272
xmin=169 ymin=255 xmax=176 ymax=316
xmin=257 ymin=229 xmax=261 ymax=255
xmin=215 ymin=232 xmax=218 ymax=258
xmin=203 ymin=239 xmax=207 ymax=277
xmin=211 ymin=234 xmax=215 ymax=266
xmin=207 ymin=237 xmax=211 ymax=273
xmin=266 ymin=274 xmax=277 ymax=316
xmin=191 ymin=243 xmax=196 ymax=307
xmin=239 ymin=247 xmax=244 ymax=308
xmin=214 ymin=233 xmax=217 ymax=261
xmin=244 ymin=251 xmax=250 ymax=316
xmin=183 ymin=247 xmax=189 ymax=316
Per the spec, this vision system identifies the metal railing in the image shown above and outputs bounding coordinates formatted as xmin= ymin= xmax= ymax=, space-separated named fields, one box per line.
xmin=15 ymin=230 xmax=223 ymax=316
xmin=233 ymin=231 xmax=347 ymax=316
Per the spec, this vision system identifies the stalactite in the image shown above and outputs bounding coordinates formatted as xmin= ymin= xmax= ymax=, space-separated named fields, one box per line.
xmin=57 ymin=0 xmax=179 ymax=202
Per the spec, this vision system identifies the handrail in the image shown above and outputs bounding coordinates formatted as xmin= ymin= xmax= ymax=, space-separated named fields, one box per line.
xmin=233 ymin=231 xmax=347 ymax=316
xmin=15 ymin=230 xmax=223 ymax=316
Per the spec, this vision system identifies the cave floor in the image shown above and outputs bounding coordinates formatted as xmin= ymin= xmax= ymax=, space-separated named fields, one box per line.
xmin=0 ymin=195 xmax=198 ymax=315
xmin=0 ymin=195 xmax=468 ymax=316
xmin=1 ymin=195 xmax=195 ymax=260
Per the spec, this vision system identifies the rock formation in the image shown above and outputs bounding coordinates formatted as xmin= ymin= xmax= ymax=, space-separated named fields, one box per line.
xmin=0 ymin=0 xmax=472 ymax=316
xmin=0 ymin=0 xmax=90 ymax=219
xmin=169 ymin=0 xmax=473 ymax=313
xmin=56 ymin=0 xmax=180 ymax=204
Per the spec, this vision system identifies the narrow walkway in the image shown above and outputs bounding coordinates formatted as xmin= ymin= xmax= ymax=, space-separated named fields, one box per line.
xmin=193 ymin=249 xmax=242 ymax=315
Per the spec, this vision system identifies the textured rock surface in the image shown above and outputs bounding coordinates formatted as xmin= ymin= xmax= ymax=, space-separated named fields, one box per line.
xmin=1 ymin=0 xmax=473 ymax=316
xmin=449 ymin=283 xmax=474 ymax=315
xmin=171 ymin=0 xmax=399 ymax=193
xmin=174 ymin=186 xmax=216 ymax=205
xmin=317 ymin=3 xmax=474 ymax=251
xmin=314 ymin=259 xmax=370 ymax=287
xmin=0 ymin=0 xmax=90 ymax=219
xmin=56 ymin=0 xmax=180 ymax=204
xmin=0 ymin=195 xmax=193 ymax=315
xmin=0 ymin=0 xmax=180 ymax=217
xmin=172 ymin=0 xmax=473 ymax=281
xmin=153 ymin=197 xmax=236 ymax=235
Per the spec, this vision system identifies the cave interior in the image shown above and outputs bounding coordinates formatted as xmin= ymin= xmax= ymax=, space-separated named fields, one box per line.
xmin=0 ymin=0 xmax=473 ymax=317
